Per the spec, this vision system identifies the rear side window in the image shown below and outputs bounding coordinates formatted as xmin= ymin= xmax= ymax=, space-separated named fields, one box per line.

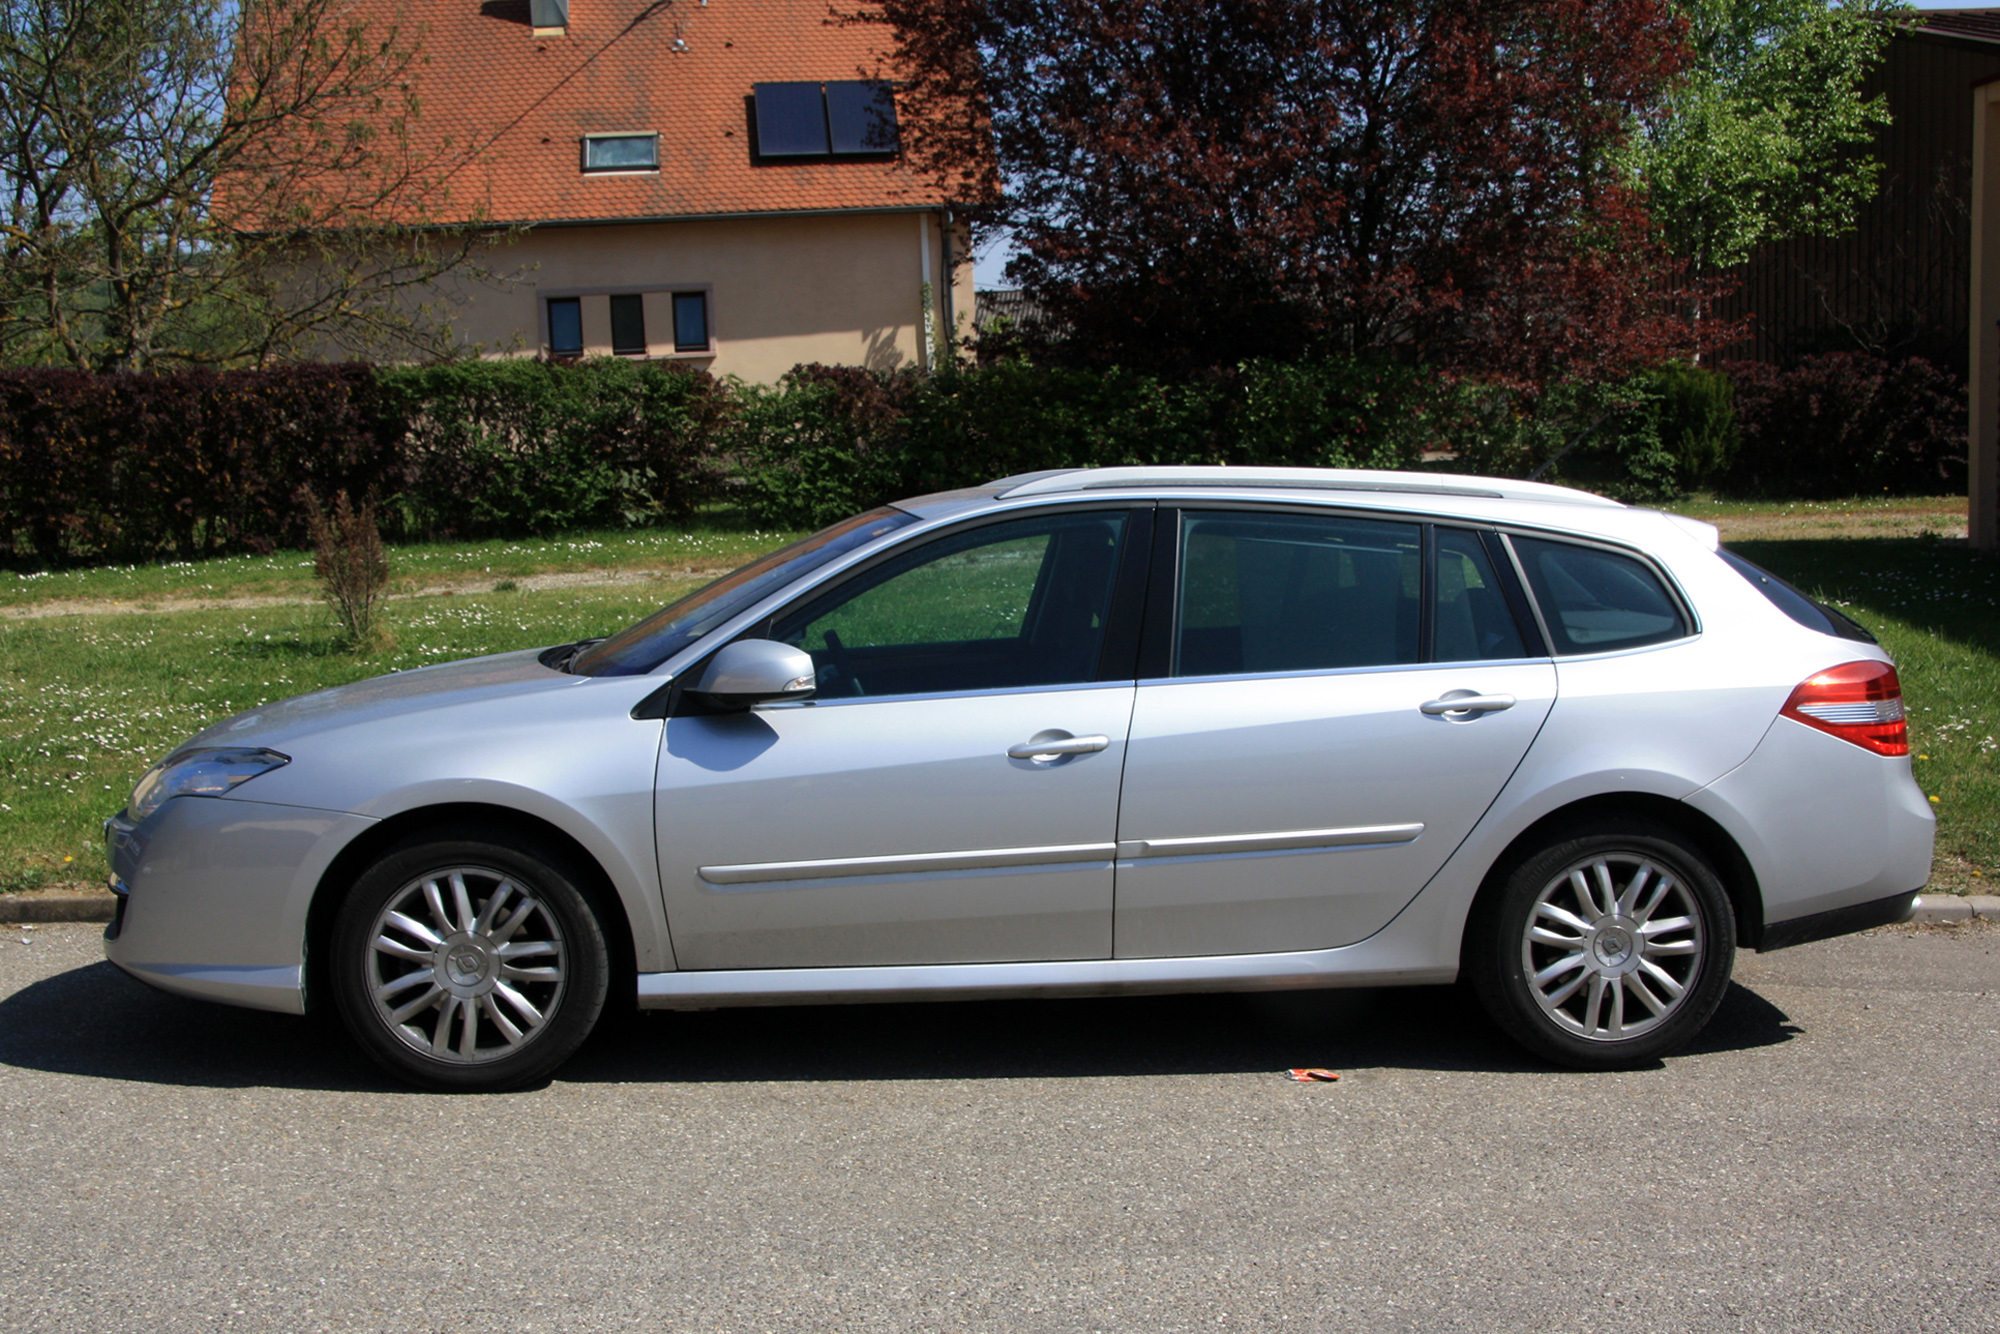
xmin=1511 ymin=537 xmax=1688 ymax=655
xmin=1718 ymin=548 xmax=1876 ymax=644
xmin=1435 ymin=528 xmax=1529 ymax=662
xmin=1175 ymin=511 xmax=1422 ymax=675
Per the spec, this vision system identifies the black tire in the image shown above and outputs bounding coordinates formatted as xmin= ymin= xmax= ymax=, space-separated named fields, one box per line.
xmin=1467 ymin=819 xmax=1735 ymax=1070
xmin=330 ymin=828 xmax=610 ymax=1092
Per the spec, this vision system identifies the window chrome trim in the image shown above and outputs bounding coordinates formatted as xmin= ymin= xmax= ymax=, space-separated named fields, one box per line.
xmin=1137 ymin=656 xmax=1551 ymax=690
xmin=755 ymin=679 xmax=1137 ymax=710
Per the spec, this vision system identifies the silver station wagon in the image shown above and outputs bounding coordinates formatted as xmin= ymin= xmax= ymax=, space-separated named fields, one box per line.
xmin=103 ymin=467 xmax=1935 ymax=1090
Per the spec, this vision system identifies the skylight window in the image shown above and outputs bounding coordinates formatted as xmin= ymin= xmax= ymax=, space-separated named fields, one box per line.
xmin=752 ymin=81 xmax=898 ymax=160
xmin=582 ymin=133 xmax=658 ymax=172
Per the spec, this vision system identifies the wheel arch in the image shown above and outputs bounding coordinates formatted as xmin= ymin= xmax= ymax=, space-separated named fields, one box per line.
xmin=303 ymin=802 xmax=639 ymax=1016
xmin=1462 ymin=792 xmax=1765 ymax=956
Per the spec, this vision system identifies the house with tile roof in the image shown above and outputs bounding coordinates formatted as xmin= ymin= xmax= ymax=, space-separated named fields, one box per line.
xmin=334 ymin=0 xmax=970 ymax=381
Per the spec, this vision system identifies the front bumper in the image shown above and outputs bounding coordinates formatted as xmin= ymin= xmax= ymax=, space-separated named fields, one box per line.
xmin=103 ymin=795 xmax=374 ymax=1015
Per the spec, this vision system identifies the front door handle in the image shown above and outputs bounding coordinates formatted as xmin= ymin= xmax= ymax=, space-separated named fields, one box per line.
xmin=1420 ymin=693 xmax=1516 ymax=718
xmin=1007 ymin=733 xmax=1111 ymax=761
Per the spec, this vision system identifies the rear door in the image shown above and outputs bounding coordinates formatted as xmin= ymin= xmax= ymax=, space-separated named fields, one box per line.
xmin=1112 ymin=510 xmax=1557 ymax=958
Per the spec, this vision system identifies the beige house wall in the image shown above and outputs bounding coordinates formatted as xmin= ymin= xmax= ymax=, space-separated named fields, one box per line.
xmin=447 ymin=209 xmax=976 ymax=384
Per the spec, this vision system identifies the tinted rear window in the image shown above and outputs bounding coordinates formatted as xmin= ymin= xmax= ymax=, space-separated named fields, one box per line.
xmin=1718 ymin=548 xmax=1876 ymax=644
xmin=1511 ymin=537 xmax=1689 ymax=655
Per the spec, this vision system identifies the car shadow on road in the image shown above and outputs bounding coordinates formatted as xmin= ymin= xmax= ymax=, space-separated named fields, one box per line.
xmin=0 ymin=959 xmax=1801 ymax=1092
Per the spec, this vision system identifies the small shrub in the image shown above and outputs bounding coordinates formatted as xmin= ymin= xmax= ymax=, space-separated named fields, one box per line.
xmin=304 ymin=489 xmax=391 ymax=647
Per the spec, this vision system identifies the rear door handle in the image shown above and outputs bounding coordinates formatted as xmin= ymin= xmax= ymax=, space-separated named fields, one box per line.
xmin=1008 ymin=733 xmax=1111 ymax=760
xmin=1420 ymin=693 xmax=1516 ymax=717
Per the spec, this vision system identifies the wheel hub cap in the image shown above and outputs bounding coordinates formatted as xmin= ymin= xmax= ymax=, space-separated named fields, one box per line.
xmin=440 ymin=936 xmax=496 ymax=994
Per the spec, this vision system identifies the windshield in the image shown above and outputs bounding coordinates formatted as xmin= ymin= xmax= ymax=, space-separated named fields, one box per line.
xmin=570 ymin=508 xmax=920 ymax=677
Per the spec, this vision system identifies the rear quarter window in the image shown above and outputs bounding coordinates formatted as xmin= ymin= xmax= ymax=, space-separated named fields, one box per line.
xmin=1717 ymin=548 xmax=1876 ymax=644
xmin=1510 ymin=537 xmax=1689 ymax=655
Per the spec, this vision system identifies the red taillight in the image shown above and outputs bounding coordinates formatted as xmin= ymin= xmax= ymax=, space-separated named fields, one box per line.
xmin=1780 ymin=660 xmax=1909 ymax=756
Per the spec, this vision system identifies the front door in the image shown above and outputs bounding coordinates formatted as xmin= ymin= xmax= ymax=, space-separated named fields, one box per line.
xmin=656 ymin=507 xmax=1146 ymax=970
xmin=1113 ymin=512 xmax=1556 ymax=958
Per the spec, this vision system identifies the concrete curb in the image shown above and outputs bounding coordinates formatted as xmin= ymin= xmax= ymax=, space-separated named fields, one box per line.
xmin=0 ymin=889 xmax=115 ymax=924
xmin=1909 ymin=894 xmax=2000 ymax=924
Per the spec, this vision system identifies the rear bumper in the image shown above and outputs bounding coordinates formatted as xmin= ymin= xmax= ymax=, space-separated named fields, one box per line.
xmin=1757 ymin=888 xmax=1919 ymax=953
xmin=1686 ymin=715 xmax=1934 ymax=948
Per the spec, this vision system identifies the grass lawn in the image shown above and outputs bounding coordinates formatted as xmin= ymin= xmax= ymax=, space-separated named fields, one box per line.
xmin=1 ymin=497 xmax=1992 ymax=897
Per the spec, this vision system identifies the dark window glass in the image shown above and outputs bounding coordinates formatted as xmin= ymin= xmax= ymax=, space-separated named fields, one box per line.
xmin=1435 ymin=528 xmax=1528 ymax=662
xmin=1719 ymin=548 xmax=1875 ymax=643
xmin=609 ymin=294 xmax=646 ymax=355
xmin=825 ymin=80 xmax=899 ymax=154
xmin=672 ymin=292 xmax=709 ymax=351
xmin=770 ymin=511 xmax=1131 ymax=698
xmin=753 ymin=82 xmax=830 ymax=157
xmin=547 ymin=297 xmax=582 ymax=356
xmin=574 ymin=509 xmax=919 ymax=677
xmin=1175 ymin=511 xmax=1421 ymax=676
xmin=1512 ymin=537 xmax=1688 ymax=654
xmin=583 ymin=134 xmax=657 ymax=171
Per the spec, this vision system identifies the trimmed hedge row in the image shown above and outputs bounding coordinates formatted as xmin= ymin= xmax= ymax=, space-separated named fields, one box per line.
xmin=733 ymin=358 xmax=1436 ymax=527
xmin=0 ymin=351 xmax=1968 ymax=565
xmin=0 ymin=359 xmax=727 ymax=562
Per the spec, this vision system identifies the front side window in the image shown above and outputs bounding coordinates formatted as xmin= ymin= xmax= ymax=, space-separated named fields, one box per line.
xmin=547 ymin=297 xmax=582 ymax=356
xmin=1175 ymin=511 xmax=1421 ymax=676
xmin=770 ymin=511 xmax=1131 ymax=698
xmin=572 ymin=508 xmax=919 ymax=676
xmin=1510 ymin=536 xmax=1688 ymax=654
xmin=583 ymin=134 xmax=658 ymax=172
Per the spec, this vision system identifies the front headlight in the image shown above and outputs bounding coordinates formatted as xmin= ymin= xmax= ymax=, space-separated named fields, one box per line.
xmin=128 ymin=748 xmax=290 ymax=822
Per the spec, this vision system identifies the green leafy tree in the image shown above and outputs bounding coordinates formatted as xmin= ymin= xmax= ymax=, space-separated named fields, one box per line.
xmin=0 ymin=0 xmax=507 ymax=371
xmin=1633 ymin=0 xmax=1903 ymax=272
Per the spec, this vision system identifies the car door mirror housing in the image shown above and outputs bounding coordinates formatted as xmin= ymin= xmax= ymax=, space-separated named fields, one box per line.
xmin=687 ymin=639 xmax=819 ymax=710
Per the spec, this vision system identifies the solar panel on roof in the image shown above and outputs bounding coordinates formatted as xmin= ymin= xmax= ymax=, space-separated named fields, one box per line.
xmin=825 ymin=81 xmax=897 ymax=154
xmin=753 ymin=82 xmax=830 ymax=157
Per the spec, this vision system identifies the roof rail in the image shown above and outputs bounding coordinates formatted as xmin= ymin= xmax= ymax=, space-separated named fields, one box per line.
xmin=993 ymin=466 xmax=1624 ymax=507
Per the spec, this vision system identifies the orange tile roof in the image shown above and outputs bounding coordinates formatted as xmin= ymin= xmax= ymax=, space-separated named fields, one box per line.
xmin=363 ymin=0 xmax=934 ymax=225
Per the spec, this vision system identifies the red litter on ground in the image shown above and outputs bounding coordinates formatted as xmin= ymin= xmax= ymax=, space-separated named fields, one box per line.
xmin=1285 ymin=1068 xmax=1340 ymax=1082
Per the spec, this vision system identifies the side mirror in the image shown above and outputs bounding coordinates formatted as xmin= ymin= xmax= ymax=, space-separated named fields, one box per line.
xmin=686 ymin=639 xmax=818 ymax=710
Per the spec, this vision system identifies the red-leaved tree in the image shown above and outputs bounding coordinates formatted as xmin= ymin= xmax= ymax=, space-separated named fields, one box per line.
xmin=864 ymin=0 xmax=1719 ymax=384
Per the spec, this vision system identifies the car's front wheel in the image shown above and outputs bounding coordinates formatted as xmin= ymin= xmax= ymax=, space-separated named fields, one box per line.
xmin=1468 ymin=820 xmax=1736 ymax=1069
xmin=330 ymin=830 xmax=610 ymax=1091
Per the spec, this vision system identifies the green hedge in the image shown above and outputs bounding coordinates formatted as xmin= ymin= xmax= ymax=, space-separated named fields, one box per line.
xmin=732 ymin=357 xmax=1438 ymax=528
xmin=0 ymin=352 xmax=1968 ymax=566
xmin=0 ymin=359 xmax=729 ymax=563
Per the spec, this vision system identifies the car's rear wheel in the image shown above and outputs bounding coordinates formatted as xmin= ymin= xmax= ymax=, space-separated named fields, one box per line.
xmin=1468 ymin=820 xmax=1735 ymax=1069
xmin=330 ymin=831 xmax=610 ymax=1091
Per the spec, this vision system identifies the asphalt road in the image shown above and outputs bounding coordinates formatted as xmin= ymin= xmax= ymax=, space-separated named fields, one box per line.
xmin=1 ymin=921 xmax=1996 ymax=1334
